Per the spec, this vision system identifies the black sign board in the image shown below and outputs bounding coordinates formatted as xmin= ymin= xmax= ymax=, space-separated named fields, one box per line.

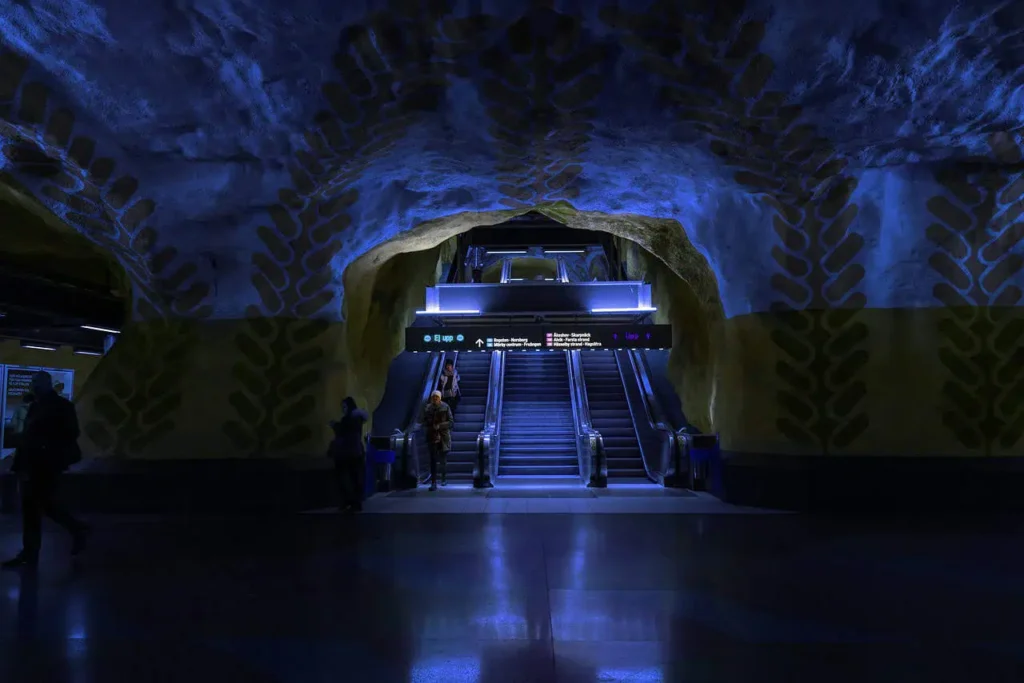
xmin=406 ymin=325 xmax=672 ymax=352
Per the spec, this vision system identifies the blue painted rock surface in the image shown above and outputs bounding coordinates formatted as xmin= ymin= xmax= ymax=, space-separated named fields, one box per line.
xmin=1 ymin=0 xmax=1020 ymax=320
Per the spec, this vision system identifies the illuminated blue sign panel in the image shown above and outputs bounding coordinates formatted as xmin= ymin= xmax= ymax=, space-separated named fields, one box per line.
xmin=406 ymin=325 xmax=671 ymax=351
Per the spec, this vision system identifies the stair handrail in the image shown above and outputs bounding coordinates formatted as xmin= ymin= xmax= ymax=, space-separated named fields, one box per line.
xmin=491 ymin=351 xmax=505 ymax=484
xmin=567 ymin=350 xmax=606 ymax=488
xmin=621 ymin=349 xmax=678 ymax=485
xmin=565 ymin=350 xmax=589 ymax=484
xmin=475 ymin=350 xmax=503 ymax=488
xmin=391 ymin=351 xmax=448 ymax=487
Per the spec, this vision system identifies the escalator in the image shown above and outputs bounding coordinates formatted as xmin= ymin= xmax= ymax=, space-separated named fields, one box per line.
xmin=498 ymin=351 xmax=578 ymax=477
xmin=642 ymin=349 xmax=692 ymax=432
xmin=446 ymin=352 xmax=491 ymax=481
xmin=409 ymin=354 xmax=446 ymax=483
xmin=580 ymin=351 xmax=647 ymax=480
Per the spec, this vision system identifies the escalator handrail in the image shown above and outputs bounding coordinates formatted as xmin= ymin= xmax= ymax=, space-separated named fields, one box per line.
xmin=401 ymin=351 xmax=449 ymax=484
xmin=565 ymin=350 xmax=587 ymax=484
xmin=491 ymin=351 xmax=504 ymax=482
xmin=624 ymin=349 xmax=678 ymax=482
xmin=412 ymin=350 xmax=457 ymax=432
xmin=567 ymin=350 xmax=604 ymax=485
xmin=477 ymin=350 xmax=504 ymax=482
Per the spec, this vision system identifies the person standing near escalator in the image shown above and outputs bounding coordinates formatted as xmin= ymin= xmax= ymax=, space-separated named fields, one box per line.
xmin=437 ymin=359 xmax=461 ymax=417
xmin=328 ymin=397 xmax=369 ymax=512
xmin=423 ymin=391 xmax=453 ymax=491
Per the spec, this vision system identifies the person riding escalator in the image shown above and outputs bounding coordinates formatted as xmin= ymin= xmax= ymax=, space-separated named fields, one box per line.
xmin=438 ymin=359 xmax=461 ymax=417
xmin=422 ymin=391 xmax=453 ymax=491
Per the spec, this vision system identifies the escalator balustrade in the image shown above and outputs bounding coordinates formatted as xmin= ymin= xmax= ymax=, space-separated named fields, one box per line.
xmin=580 ymin=351 xmax=646 ymax=480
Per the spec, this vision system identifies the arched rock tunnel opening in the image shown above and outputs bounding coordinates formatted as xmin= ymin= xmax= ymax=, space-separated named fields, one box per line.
xmin=71 ymin=204 xmax=724 ymax=463
xmin=341 ymin=205 xmax=724 ymax=440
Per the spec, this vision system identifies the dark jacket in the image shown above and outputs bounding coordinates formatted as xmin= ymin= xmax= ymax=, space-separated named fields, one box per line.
xmin=438 ymin=369 xmax=460 ymax=399
xmin=422 ymin=401 xmax=453 ymax=451
xmin=11 ymin=391 xmax=81 ymax=475
xmin=329 ymin=408 xmax=369 ymax=459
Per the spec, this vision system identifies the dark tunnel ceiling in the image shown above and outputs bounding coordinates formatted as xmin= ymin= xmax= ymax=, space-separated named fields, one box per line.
xmin=467 ymin=213 xmax=605 ymax=249
xmin=0 ymin=0 xmax=1022 ymax=322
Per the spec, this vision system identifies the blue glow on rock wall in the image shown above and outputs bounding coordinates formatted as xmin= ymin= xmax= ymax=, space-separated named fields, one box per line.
xmin=1 ymin=0 xmax=1022 ymax=321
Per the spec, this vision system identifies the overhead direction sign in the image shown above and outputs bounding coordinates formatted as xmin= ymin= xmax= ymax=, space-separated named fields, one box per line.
xmin=406 ymin=325 xmax=671 ymax=352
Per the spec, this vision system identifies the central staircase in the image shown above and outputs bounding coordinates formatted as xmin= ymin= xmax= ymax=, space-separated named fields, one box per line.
xmin=498 ymin=351 xmax=579 ymax=477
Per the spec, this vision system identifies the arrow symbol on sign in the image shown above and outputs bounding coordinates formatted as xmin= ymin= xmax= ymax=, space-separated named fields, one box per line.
xmin=475 ymin=339 xmax=484 ymax=348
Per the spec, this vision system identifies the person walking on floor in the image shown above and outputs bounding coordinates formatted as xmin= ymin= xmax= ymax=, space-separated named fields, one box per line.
xmin=438 ymin=359 xmax=461 ymax=417
xmin=423 ymin=390 xmax=453 ymax=491
xmin=329 ymin=397 xmax=370 ymax=512
xmin=2 ymin=372 xmax=89 ymax=570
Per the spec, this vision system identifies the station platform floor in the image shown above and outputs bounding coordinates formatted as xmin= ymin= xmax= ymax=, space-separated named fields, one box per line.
xmin=329 ymin=478 xmax=777 ymax=515
xmin=2 ymin=507 xmax=1022 ymax=682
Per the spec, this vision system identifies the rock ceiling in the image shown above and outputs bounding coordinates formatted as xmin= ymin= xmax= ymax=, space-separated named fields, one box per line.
xmin=0 ymin=0 xmax=1022 ymax=319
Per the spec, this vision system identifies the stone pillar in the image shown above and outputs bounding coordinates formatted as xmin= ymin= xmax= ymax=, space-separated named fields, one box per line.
xmin=716 ymin=306 xmax=1023 ymax=458
xmin=693 ymin=143 xmax=1024 ymax=509
xmin=75 ymin=317 xmax=349 ymax=459
xmin=713 ymin=156 xmax=1024 ymax=461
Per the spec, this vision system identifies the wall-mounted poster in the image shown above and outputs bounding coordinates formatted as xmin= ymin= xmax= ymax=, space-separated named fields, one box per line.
xmin=0 ymin=365 xmax=76 ymax=457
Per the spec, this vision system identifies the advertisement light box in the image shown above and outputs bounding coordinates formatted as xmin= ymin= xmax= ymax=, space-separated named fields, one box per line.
xmin=405 ymin=325 xmax=671 ymax=352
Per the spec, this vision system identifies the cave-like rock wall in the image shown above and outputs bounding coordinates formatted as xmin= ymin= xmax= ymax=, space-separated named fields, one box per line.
xmin=0 ymin=0 xmax=1021 ymax=459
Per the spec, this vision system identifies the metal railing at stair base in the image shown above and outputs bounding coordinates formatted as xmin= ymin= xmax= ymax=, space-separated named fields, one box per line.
xmin=567 ymin=350 xmax=606 ymax=488
xmin=475 ymin=350 xmax=503 ymax=488
xmin=677 ymin=431 xmax=721 ymax=492
xmin=622 ymin=349 xmax=681 ymax=486
xmin=390 ymin=350 xmax=452 ymax=489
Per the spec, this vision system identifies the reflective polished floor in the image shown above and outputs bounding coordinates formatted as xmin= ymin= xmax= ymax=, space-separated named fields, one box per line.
xmin=1 ymin=511 xmax=1022 ymax=682
xmin=328 ymin=480 xmax=780 ymax=515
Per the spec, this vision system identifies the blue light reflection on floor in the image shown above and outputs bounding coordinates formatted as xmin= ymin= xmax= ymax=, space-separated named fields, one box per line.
xmin=410 ymin=656 xmax=482 ymax=683
xmin=595 ymin=667 xmax=664 ymax=682
xmin=476 ymin=515 xmax=527 ymax=637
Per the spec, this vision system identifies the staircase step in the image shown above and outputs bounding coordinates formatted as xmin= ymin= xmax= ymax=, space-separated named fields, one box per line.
xmin=499 ymin=457 xmax=578 ymax=468
xmin=499 ymin=351 xmax=579 ymax=477
xmin=601 ymin=438 xmax=639 ymax=449
xmin=499 ymin=464 xmax=579 ymax=476
xmin=501 ymin=438 xmax=577 ymax=444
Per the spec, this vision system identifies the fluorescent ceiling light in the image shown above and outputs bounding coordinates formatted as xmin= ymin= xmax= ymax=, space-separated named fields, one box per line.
xmin=545 ymin=249 xmax=585 ymax=254
xmin=414 ymin=309 xmax=480 ymax=315
xmin=590 ymin=307 xmax=657 ymax=313
xmin=22 ymin=344 xmax=57 ymax=351
xmin=74 ymin=350 xmax=103 ymax=357
xmin=81 ymin=325 xmax=120 ymax=334
xmin=487 ymin=250 xmax=527 ymax=255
